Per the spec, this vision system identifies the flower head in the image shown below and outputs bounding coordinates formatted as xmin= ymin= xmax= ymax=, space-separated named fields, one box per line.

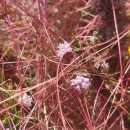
xmin=56 ymin=41 xmax=72 ymax=58
xmin=101 ymin=61 xmax=109 ymax=70
xmin=18 ymin=93 xmax=32 ymax=107
xmin=95 ymin=60 xmax=109 ymax=70
xmin=89 ymin=36 xmax=96 ymax=44
xmin=71 ymin=76 xmax=91 ymax=91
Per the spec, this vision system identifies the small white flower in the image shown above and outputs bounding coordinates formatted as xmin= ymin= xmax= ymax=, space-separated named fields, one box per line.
xmin=94 ymin=63 xmax=100 ymax=69
xmin=56 ymin=41 xmax=72 ymax=58
xmin=5 ymin=128 xmax=10 ymax=130
xmin=89 ymin=36 xmax=96 ymax=44
xmin=101 ymin=61 xmax=109 ymax=70
xmin=71 ymin=76 xmax=91 ymax=91
xmin=95 ymin=60 xmax=109 ymax=70
xmin=18 ymin=93 xmax=32 ymax=107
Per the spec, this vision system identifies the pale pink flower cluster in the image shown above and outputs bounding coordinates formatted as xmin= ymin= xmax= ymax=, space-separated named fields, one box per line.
xmin=5 ymin=128 xmax=10 ymax=130
xmin=101 ymin=61 xmax=109 ymax=70
xmin=71 ymin=76 xmax=91 ymax=91
xmin=56 ymin=41 xmax=72 ymax=58
xmin=95 ymin=60 xmax=109 ymax=70
xmin=18 ymin=93 xmax=32 ymax=107
xmin=89 ymin=36 xmax=96 ymax=44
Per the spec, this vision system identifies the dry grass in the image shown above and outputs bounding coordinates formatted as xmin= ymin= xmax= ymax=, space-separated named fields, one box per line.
xmin=0 ymin=0 xmax=130 ymax=130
